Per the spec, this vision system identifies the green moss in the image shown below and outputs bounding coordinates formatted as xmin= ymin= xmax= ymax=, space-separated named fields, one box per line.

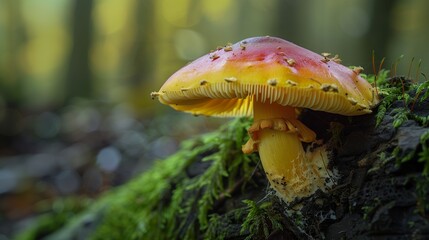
xmin=361 ymin=69 xmax=390 ymax=126
xmin=240 ymin=199 xmax=284 ymax=240
xmin=364 ymin=68 xmax=429 ymax=169
xmin=205 ymin=214 xmax=229 ymax=240
xmin=368 ymin=69 xmax=429 ymax=217
xmin=413 ymin=131 xmax=429 ymax=215
xmin=16 ymin=117 xmax=266 ymax=240
xmin=205 ymin=207 xmax=249 ymax=240
xmin=15 ymin=198 xmax=91 ymax=240
xmin=361 ymin=198 xmax=381 ymax=221
xmin=368 ymin=69 xmax=429 ymax=129
xmin=416 ymin=176 xmax=429 ymax=215
xmin=88 ymin=117 xmax=256 ymax=239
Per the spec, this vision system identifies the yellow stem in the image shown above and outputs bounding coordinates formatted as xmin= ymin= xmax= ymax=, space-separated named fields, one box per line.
xmin=253 ymin=101 xmax=314 ymax=201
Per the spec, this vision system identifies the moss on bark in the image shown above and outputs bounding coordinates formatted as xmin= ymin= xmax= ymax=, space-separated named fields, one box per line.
xmin=17 ymin=71 xmax=429 ymax=239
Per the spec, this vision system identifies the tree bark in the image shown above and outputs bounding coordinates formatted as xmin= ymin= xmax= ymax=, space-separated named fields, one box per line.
xmin=65 ymin=0 xmax=94 ymax=101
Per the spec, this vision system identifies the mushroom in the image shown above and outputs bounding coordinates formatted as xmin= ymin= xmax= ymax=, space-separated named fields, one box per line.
xmin=151 ymin=36 xmax=379 ymax=202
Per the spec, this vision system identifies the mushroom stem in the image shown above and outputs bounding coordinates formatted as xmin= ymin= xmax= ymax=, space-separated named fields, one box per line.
xmin=252 ymin=101 xmax=319 ymax=201
xmin=258 ymin=128 xmax=310 ymax=200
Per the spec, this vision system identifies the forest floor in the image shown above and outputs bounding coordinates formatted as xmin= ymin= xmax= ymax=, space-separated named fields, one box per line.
xmin=12 ymin=71 xmax=429 ymax=239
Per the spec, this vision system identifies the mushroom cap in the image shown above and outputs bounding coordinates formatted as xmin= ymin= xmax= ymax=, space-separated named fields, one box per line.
xmin=154 ymin=36 xmax=379 ymax=117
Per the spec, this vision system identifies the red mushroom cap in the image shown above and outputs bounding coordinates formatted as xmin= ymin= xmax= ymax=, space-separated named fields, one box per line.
xmin=154 ymin=36 xmax=379 ymax=117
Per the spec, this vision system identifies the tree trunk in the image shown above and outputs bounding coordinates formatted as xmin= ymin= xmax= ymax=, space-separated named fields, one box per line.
xmin=65 ymin=0 xmax=94 ymax=101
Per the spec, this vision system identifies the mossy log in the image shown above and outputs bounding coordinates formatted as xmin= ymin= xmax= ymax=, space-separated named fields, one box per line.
xmin=17 ymin=73 xmax=429 ymax=239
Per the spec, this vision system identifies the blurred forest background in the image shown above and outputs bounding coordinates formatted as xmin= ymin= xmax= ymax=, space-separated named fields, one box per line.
xmin=0 ymin=0 xmax=428 ymax=237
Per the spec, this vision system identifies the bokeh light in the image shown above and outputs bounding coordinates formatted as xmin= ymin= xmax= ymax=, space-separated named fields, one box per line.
xmin=0 ymin=0 xmax=428 ymax=237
